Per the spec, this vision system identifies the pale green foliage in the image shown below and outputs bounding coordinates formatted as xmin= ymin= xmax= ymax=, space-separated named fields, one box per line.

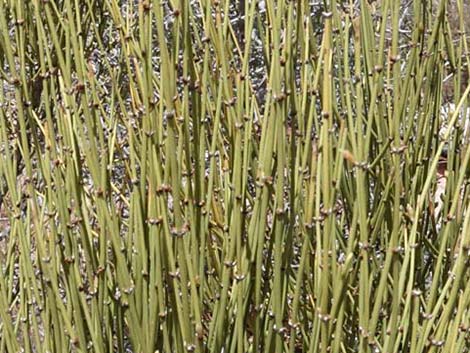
xmin=0 ymin=1 xmax=470 ymax=352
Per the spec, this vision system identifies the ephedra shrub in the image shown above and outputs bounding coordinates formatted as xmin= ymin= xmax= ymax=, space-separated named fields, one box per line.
xmin=0 ymin=0 xmax=470 ymax=352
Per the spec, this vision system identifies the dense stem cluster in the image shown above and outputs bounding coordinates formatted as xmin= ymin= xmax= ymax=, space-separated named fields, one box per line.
xmin=0 ymin=0 xmax=470 ymax=352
